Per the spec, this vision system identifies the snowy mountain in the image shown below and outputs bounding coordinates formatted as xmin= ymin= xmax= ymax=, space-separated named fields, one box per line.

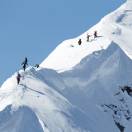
xmin=41 ymin=0 xmax=132 ymax=72
xmin=1 ymin=0 xmax=132 ymax=132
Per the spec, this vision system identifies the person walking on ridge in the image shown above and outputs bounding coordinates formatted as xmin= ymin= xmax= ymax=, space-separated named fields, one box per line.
xmin=87 ymin=34 xmax=91 ymax=42
xmin=94 ymin=31 xmax=98 ymax=39
xmin=21 ymin=57 xmax=28 ymax=71
xmin=35 ymin=64 xmax=39 ymax=68
xmin=78 ymin=39 xmax=82 ymax=45
xmin=16 ymin=72 xmax=21 ymax=85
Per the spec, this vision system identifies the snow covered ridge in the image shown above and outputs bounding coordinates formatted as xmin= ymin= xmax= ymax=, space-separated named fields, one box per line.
xmin=1 ymin=0 xmax=132 ymax=132
xmin=0 ymin=42 xmax=132 ymax=132
xmin=41 ymin=0 xmax=132 ymax=72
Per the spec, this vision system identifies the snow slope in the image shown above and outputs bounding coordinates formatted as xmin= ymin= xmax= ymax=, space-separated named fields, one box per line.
xmin=0 ymin=42 xmax=132 ymax=132
xmin=39 ymin=42 xmax=132 ymax=115
xmin=0 ymin=105 xmax=44 ymax=132
xmin=41 ymin=0 xmax=132 ymax=72
xmin=1 ymin=0 xmax=132 ymax=132
xmin=0 ymin=65 xmax=118 ymax=132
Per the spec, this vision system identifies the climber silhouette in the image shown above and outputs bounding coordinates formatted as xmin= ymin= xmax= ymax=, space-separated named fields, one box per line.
xmin=16 ymin=72 xmax=21 ymax=85
xmin=35 ymin=64 xmax=39 ymax=68
xmin=94 ymin=31 xmax=98 ymax=39
xmin=87 ymin=34 xmax=91 ymax=42
xmin=78 ymin=39 xmax=82 ymax=45
xmin=21 ymin=57 xmax=28 ymax=71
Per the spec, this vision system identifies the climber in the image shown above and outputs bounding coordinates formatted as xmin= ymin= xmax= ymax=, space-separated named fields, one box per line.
xmin=94 ymin=30 xmax=98 ymax=39
xmin=16 ymin=72 xmax=21 ymax=85
xmin=21 ymin=57 xmax=28 ymax=71
xmin=35 ymin=64 xmax=39 ymax=68
xmin=87 ymin=34 xmax=91 ymax=42
xmin=78 ymin=39 xmax=82 ymax=45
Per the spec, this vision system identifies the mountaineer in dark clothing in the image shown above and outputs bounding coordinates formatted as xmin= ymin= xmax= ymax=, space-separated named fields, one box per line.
xmin=16 ymin=72 xmax=21 ymax=85
xmin=35 ymin=64 xmax=39 ymax=68
xmin=21 ymin=57 xmax=28 ymax=71
xmin=78 ymin=39 xmax=82 ymax=45
xmin=94 ymin=31 xmax=98 ymax=39
xmin=87 ymin=34 xmax=91 ymax=42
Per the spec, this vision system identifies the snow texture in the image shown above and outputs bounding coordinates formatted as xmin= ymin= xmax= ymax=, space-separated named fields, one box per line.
xmin=1 ymin=0 xmax=132 ymax=132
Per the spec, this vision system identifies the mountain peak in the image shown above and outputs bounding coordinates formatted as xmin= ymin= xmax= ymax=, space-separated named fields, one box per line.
xmin=1 ymin=1 xmax=132 ymax=132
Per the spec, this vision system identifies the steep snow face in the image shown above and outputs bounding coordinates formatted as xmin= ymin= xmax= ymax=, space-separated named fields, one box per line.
xmin=0 ymin=105 xmax=44 ymax=132
xmin=0 ymin=67 xmax=101 ymax=132
xmin=40 ymin=43 xmax=132 ymax=111
xmin=39 ymin=43 xmax=132 ymax=132
xmin=41 ymin=0 xmax=132 ymax=72
xmin=0 ymin=43 xmax=132 ymax=132
xmin=60 ymin=43 xmax=132 ymax=104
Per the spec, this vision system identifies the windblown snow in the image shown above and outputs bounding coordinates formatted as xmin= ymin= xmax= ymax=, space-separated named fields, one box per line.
xmin=1 ymin=0 xmax=132 ymax=132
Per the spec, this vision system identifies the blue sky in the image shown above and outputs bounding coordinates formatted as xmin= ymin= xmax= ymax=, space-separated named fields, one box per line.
xmin=0 ymin=0 xmax=125 ymax=85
